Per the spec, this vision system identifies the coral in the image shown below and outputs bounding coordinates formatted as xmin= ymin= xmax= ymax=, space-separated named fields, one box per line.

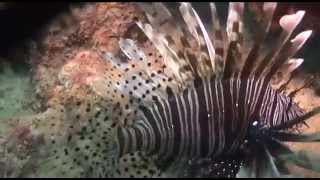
xmin=29 ymin=2 xmax=142 ymax=110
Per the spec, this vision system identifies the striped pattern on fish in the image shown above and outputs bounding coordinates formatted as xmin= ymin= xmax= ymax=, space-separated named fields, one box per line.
xmin=117 ymin=75 xmax=304 ymax=162
xmin=110 ymin=2 xmax=320 ymax=178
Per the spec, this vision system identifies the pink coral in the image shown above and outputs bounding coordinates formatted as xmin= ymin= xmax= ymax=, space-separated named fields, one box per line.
xmin=59 ymin=50 xmax=106 ymax=87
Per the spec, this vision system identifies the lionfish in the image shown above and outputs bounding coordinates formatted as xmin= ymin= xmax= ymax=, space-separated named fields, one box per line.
xmin=38 ymin=2 xmax=320 ymax=178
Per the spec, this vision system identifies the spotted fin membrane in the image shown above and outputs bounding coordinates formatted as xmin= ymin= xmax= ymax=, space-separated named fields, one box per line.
xmin=32 ymin=97 xmax=119 ymax=178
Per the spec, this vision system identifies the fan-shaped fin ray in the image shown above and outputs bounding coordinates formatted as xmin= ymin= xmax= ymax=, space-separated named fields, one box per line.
xmin=137 ymin=3 xmax=211 ymax=80
xmin=209 ymin=3 xmax=225 ymax=77
xmin=266 ymin=29 xmax=312 ymax=82
xmin=223 ymin=3 xmax=244 ymax=79
xmin=179 ymin=3 xmax=216 ymax=74
xmin=255 ymin=11 xmax=306 ymax=80
xmin=136 ymin=21 xmax=194 ymax=90
xmin=240 ymin=3 xmax=277 ymax=78
xmin=274 ymin=58 xmax=304 ymax=91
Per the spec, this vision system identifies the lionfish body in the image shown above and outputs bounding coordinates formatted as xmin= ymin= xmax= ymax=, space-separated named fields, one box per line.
xmin=113 ymin=2 xmax=316 ymax=177
xmin=118 ymin=76 xmax=303 ymax=158
xmin=112 ymin=3 xmax=318 ymax=176
xmin=39 ymin=2 xmax=320 ymax=178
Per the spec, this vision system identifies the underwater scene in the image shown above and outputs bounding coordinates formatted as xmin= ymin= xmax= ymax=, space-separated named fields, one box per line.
xmin=0 ymin=2 xmax=320 ymax=178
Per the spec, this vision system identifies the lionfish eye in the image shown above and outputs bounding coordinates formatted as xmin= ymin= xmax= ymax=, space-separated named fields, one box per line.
xmin=248 ymin=121 xmax=264 ymax=141
xmin=252 ymin=121 xmax=258 ymax=127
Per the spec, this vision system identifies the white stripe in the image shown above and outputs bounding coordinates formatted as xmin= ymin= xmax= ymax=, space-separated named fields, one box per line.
xmin=179 ymin=92 xmax=190 ymax=156
xmin=202 ymin=78 xmax=211 ymax=156
xmin=207 ymin=78 xmax=215 ymax=155
xmin=121 ymin=128 xmax=130 ymax=154
xmin=150 ymin=105 xmax=165 ymax=154
xmin=250 ymin=77 xmax=264 ymax=116
xmin=212 ymin=80 xmax=221 ymax=158
xmin=136 ymin=121 xmax=148 ymax=151
xmin=128 ymin=128 xmax=137 ymax=153
xmin=156 ymin=100 xmax=170 ymax=157
xmin=192 ymin=88 xmax=201 ymax=157
xmin=229 ymin=77 xmax=236 ymax=132
xmin=215 ymin=81 xmax=225 ymax=156
xmin=141 ymin=115 xmax=156 ymax=153
xmin=174 ymin=94 xmax=185 ymax=157
xmin=162 ymin=99 xmax=175 ymax=160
